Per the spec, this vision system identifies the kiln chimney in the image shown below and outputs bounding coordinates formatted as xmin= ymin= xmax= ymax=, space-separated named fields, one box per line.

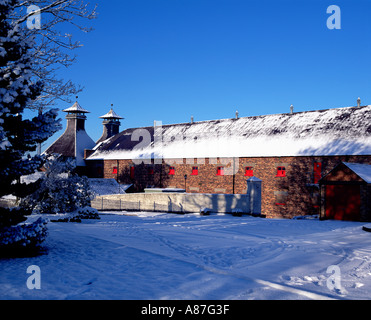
xmin=97 ymin=105 xmax=124 ymax=144
xmin=44 ymin=99 xmax=95 ymax=168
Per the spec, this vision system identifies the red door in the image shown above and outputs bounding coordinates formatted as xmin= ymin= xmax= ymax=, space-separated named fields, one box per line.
xmin=325 ymin=185 xmax=361 ymax=221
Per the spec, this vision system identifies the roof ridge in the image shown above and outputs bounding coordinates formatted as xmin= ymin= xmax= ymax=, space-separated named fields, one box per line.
xmin=122 ymin=105 xmax=369 ymax=132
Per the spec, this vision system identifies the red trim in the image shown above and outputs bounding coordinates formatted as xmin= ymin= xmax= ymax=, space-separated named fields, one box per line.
xmin=169 ymin=166 xmax=175 ymax=175
xmin=276 ymin=167 xmax=286 ymax=177
xmin=314 ymin=162 xmax=322 ymax=184
xmin=245 ymin=167 xmax=254 ymax=177
xmin=217 ymin=167 xmax=224 ymax=176
xmin=191 ymin=167 xmax=198 ymax=176
xmin=130 ymin=166 xmax=135 ymax=179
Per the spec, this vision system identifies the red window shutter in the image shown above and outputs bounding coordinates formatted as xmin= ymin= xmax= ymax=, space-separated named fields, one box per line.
xmin=192 ymin=167 xmax=198 ymax=175
xmin=314 ymin=162 xmax=322 ymax=184
xmin=130 ymin=166 xmax=135 ymax=179
xmin=245 ymin=167 xmax=254 ymax=177
xmin=217 ymin=167 xmax=224 ymax=176
xmin=276 ymin=167 xmax=286 ymax=177
xmin=169 ymin=166 xmax=175 ymax=175
xmin=112 ymin=167 xmax=118 ymax=174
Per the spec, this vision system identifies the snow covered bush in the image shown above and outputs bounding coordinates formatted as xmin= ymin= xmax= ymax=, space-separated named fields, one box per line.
xmin=200 ymin=207 xmax=212 ymax=216
xmin=21 ymin=156 xmax=94 ymax=215
xmin=231 ymin=208 xmax=243 ymax=217
xmin=74 ymin=207 xmax=100 ymax=220
xmin=0 ymin=217 xmax=48 ymax=249
xmin=50 ymin=207 xmax=100 ymax=223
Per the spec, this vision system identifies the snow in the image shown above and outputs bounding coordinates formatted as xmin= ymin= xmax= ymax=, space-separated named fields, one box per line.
xmin=1 ymin=212 xmax=371 ymax=300
xmin=88 ymin=105 xmax=371 ymax=161
xmin=89 ymin=135 xmax=371 ymax=161
xmin=343 ymin=162 xmax=371 ymax=183
xmin=89 ymin=178 xmax=131 ymax=196
xmin=99 ymin=108 xmax=124 ymax=120
xmin=63 ymin=102 xmax=90 ymax=114
xmin=20 ymin=171 xmax=45 ymax=185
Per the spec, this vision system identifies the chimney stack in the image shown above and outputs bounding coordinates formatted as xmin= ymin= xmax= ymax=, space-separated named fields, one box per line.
xmin=235 ymin=110 xmax=239 ymax=119
xmin=191 ymin=116 xmax=194 ymax=124
xmin=357 ymin=97 xmax=361 ymax=107
xmin=290 ymin=105 xmax=294 ymax=114
xmin=96 ymin=105 xmax=124 ymax=144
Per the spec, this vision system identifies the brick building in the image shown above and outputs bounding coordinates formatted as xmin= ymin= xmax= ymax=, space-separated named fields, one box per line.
xmin=85 ymin=104 xmax=371 ymax=219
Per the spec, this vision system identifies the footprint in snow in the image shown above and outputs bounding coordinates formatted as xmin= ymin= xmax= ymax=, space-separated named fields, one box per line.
xmin=84 ymin=278 xmax=97 ymax=286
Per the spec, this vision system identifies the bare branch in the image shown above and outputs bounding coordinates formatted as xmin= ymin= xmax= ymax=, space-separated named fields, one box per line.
xmin=6 ymin=0 xmax=97 ymax=111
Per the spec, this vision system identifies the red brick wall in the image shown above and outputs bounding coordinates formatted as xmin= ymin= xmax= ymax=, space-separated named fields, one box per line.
xmin=95 ymin=155 xmax=371 ymax=219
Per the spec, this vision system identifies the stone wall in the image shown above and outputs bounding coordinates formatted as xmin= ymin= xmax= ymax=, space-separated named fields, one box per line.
xmin=92 ymin=192 xmax=251 ymax=214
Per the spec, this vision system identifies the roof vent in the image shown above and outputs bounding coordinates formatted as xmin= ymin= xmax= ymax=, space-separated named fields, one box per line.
xmin=290 ymin=105 xmax=294 ymax=114
xmin=357 ymin=97 xmax=361 ymax=107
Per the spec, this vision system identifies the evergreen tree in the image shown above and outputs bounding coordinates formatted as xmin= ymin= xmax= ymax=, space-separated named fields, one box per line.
xmin=0 ymin=0 xmax=61 ymax=250
xmin=21 ymin=156 xmax=93 ymax=215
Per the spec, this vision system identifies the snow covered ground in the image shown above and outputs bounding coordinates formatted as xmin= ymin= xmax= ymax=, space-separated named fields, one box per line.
xmin=1 ymin=212 xmax=371 ymax=300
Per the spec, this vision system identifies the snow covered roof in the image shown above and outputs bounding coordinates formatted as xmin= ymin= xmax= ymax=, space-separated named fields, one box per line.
xmin=63 ymin=102 xmax=90 ymax=114
xmin=247 ymin=177 xmax=263 ymax=182
xmin=89 ymin=179 xmax=132 ymax=196
xmin=87 ymin=105 xmax=371 ymax=160
xmin=99 ymin=108 xmax=124 ymax=120
xmin=44 ymin=128 xmax=95 ymax=166
xmin=343 ymin=163 xmax=371 ymax=183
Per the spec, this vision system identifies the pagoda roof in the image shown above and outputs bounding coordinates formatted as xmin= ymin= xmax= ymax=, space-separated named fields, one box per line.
xmin=99 ymin=108 xmax=124 ymax=120
xmin=63 ymin=102 xmax=90 ymax=114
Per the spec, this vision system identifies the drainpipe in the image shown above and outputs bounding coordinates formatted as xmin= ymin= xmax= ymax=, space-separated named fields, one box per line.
xmin=116 ymin=160 xmax=119 ymax=183
xmin=232 ymin=157 xmax=236 ymax=194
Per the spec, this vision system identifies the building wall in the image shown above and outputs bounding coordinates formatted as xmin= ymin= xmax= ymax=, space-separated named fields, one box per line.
xmin=89 ymin=155 xmax=371 ymax=219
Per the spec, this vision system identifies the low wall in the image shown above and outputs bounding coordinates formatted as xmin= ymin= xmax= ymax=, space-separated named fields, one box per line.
xmin=91 ymin=193 xmax=250 ymax=214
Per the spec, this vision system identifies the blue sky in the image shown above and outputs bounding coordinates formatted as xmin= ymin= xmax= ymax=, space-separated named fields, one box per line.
xmin=42 ymin=0 xmax=371 ymax=149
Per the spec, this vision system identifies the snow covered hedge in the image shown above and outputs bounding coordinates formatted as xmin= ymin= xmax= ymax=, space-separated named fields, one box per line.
xmin=0 ymin=217 xmax=48 ymax=249
xmin=75 ymin=207 xmax=100 ymax=220
xmin=50 ymin=207 xmax=101 ymax=223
